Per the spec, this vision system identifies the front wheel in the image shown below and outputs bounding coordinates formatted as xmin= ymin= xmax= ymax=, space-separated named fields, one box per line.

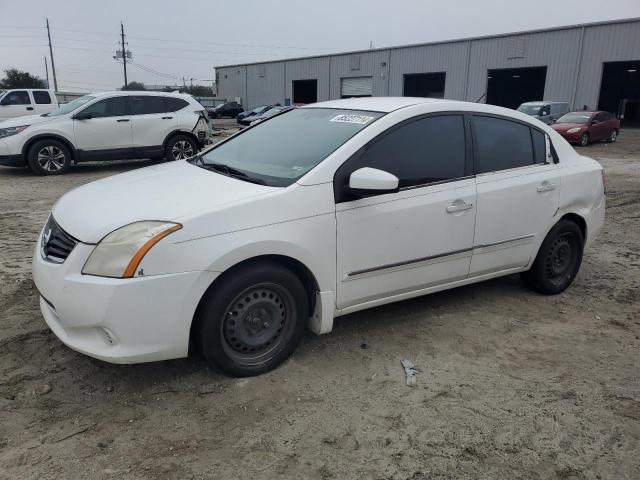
xmin=27 ymin=139 xmax=72 ymax=175
xmin=521 ymin=219 xmax=584 ymax=295
xmin=578 ymin=133 xmax=589 ymax=147
xmin=197 ymin=261 xmax=308 ymax=377
xmin=165 ymin=135 xmax=198 ymax=161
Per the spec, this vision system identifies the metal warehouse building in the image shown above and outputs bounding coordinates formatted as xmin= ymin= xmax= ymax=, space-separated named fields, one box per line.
xmin=216 ymin=18 xmax=640 ymax=125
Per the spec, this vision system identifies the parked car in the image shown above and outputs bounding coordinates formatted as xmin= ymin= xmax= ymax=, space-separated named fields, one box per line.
xmin=207 ymin=101 xmax=243 ymax=119
xmin=32 ymin=97 xmax=605 ymax=377
xmin=551 ymin=111 xmax=620 ymax=147
xmin=517 ymin=101 xmax=569 ymax=124
xmin=0 ymin=91 xmax=210 ymax=174
xmin=237 ymin=104 xmax=274 ymax=123
xmin=0 ymin=89 xmax=59 ymax=119
xmin=238 ymin=106 xmax=292 ymax=126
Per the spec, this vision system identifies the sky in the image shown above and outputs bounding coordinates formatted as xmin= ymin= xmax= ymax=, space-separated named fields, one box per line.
xmin=1 ymin=0 xmax=639 ymax=93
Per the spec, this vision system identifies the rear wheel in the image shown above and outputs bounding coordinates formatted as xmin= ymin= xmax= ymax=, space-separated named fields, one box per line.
xmin=197 ymin=261 xmax=308 ymax=377
xmin=606 ymin=129 xmax=618 ymax=143
xmin=165 ymin=134 xmax=198 ymax=161
xmin=579 ymin=133 xmax=589 ymax=147
xmin=521 ymin=219 xmax=584 ymax=295
xmin=27 ymin=139 xmax=72 ymax=175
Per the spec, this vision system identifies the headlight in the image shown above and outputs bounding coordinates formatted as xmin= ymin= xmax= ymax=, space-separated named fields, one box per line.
xmin=566 ymin=127 xmax=582 ymax=134
xmin=0 ymin=125 xmax=29 ymax=139
xmin=82 ymin=221 xmax=182 ymax=278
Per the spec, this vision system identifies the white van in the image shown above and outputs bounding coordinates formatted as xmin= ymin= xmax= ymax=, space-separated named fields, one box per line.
xmin=0 ymin=89 xmax=59 ymax=119
xmin=517 ymin=101 xmax=569 ymax=124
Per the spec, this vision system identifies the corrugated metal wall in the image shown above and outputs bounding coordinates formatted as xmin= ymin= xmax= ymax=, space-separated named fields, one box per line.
xmin=216 ymin=19 xmax=640 ymax=111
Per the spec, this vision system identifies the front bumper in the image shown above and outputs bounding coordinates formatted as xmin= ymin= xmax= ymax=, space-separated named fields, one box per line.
xmin=32 ymin=233 xmax=217 ymax=364
xmin=556 ymin=131 xmax=583 ymax=143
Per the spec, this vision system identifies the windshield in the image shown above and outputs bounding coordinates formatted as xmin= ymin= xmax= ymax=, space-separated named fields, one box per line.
xmin=517 ymin=104 xmax=543 ymax=115
xmin=195 ymin=108 xmax=383 ymax=186
xmin=47 ymin=95 xmax=96 ymax=117
xmin=557 ymin=113 xmax=591 ymax=124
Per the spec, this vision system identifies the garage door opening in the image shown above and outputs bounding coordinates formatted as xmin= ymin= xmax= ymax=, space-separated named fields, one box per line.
xmin=598 ymin=61 xmax=640 ymax=126
xmin=403 ymin=72 xmax=446 ymax=98
xmin=341 ymin=77 xmax=373 ymax=98
xmin=292 ymin=79 xmax=317 ymax=105
xmin=486 ymin=66 xmax=547 ymax=110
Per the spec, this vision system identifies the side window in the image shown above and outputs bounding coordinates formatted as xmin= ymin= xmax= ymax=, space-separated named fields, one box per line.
xmin=165 ymin=97 xmax=188 ymax=112
xmin=1 ymin=91 xmax=30 ymax=105
xmin=347 ymin=115 xmax=467 ymax=189
xmin=80 ymin=97 xmax=128 ymax=118
xmin=531 ymin=129 xmax=547 ymax=164
xmin=130 ymin=96 xmax=167 ymax=115
xmin=33 ymin=91 xmax=52 ymax=104
xmin=473 ymin=115 xmax=534 ymax=173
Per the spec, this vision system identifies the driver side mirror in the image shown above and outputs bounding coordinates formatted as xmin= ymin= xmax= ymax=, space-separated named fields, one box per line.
xmin=348 ymin=167 xmax=399 ymax=196
xmin=74 ymin=111 xmax=93 ymax=120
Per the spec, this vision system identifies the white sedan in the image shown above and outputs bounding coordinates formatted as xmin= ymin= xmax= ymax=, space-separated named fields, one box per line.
xmin=32 ymin=97 xmax=605 ymax=377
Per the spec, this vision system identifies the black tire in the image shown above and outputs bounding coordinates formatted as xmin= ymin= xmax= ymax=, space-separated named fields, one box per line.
xmin=521 ymin=219 xmax=584 ymax=295
xmin=27 ymin=139 xmax=72 ymax=175
xmin=606 ymin=129 xmax=618 ymax=143
xmin=578 ymin=133 xmax=589 ymax=147
xmin=165 ymin=134 xmax=198 ymax=161
xmin=197 ymin=261 xmax=308 ymax=377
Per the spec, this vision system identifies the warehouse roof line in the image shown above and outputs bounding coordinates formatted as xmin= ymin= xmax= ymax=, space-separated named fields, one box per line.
xmin=215 ymin=16 xmax=640 ymax=68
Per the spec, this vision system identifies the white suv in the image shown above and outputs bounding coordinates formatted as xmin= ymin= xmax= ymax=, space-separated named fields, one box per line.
xmin=0 ymin=91 xmax=211 ymax=175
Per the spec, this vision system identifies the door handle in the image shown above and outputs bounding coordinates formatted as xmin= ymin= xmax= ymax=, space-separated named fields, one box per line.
xmin=26 ymin=107 xmax=34 ymax=110
xmin=537 ymin=182 xmax=556 ymax=193
xmin=161 ymin=116 xmax=173 ymax=120
xmin=117 ymin=118 xmax=130 ymax=122
xmin=446 ymin=202 xmax=473 ymax=213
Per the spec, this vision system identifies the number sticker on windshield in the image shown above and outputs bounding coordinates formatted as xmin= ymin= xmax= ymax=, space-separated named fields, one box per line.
xmin=330 ymin=114 xmax=375 ymax=125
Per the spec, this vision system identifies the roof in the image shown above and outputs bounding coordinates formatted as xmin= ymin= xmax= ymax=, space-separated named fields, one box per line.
xmin=89 ymin=90 xmax=192 ymax=98
xmin=304 ymin=97 xmax=448 ymax=113
xmin=215 ymin=17 xmax=640 ymax=69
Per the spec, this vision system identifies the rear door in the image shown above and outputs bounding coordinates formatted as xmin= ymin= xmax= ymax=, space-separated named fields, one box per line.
xmin=0 ymin=90 xmax=33 ymax=119
xmin=335 ymin=113 xmax=476 ymax=309
xmin=32 ymin=90 xmax=56 ymax=115
xmin=130 ymin=95 xmax=177 ymax=157
xmin=469 ymin=114 xmax=560 ymax=277
xmin=73 ymin=96 xmax=134 ymax=158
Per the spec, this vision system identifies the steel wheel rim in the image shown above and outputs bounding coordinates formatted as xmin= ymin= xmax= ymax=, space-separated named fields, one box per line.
xmin=220 ymin=283 xmax=296 ymax=365
xmin=37 ymin=146 xmax=66 ymax=172
xmin=171 ymin=140 xmax=194 ymax=160
xmin=545 ymin=232 xmax=578 ymax=286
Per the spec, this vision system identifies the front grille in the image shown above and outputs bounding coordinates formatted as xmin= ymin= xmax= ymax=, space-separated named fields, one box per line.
xmin=41 ymin=216 xmax=78 ymax=264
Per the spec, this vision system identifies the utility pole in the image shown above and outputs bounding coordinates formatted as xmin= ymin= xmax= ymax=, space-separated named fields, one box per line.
xmin=46 ymin=18 xmax=58 ymax=91
xmin=44 ymin=56 xmax=49 ymax=89
xmin=120 ymin=21 xmax=128 ymax=87
xmin=190 ymin=77 xmax=194 ymax=92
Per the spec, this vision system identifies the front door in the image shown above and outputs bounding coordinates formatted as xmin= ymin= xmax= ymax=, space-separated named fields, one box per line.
xmin=73 ymin=96 xmax=134 ymax=157
xmin=0 ymin=90 xmax=34 ymax=119
xmin=335 ymin=114 xmax=476 ymax=309
xmin=469 ymin=114 xmax=560 ymax=276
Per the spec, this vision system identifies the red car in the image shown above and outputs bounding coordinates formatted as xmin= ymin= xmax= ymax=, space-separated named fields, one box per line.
xmin=551 ymin=111 xmax=620 ymax=147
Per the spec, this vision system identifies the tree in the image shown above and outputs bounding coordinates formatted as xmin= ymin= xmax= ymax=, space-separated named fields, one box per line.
xmin=187 ymin=85 xmax=214 ymax=97
xmin=0 ymin=68 xmax=46 ymax=89
xmin=121 ymin=81 xmax=146 ymax=91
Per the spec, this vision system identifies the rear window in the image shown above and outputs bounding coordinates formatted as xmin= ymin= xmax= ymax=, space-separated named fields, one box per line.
xmin=474 ymin=115 xmax=534 ymax=173
xmin=33 ymin=91 xmax=52 ymax=104
xmin=131 ymin=96 xmax=167 ymax=115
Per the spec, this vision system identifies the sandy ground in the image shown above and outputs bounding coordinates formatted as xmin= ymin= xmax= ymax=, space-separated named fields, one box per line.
xmin=0 ymin=121 xmax=638 ymax=479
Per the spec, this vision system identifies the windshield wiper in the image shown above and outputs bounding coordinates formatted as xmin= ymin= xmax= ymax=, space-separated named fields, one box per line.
xmin=201 ymin=161 xmax=267 ymax=185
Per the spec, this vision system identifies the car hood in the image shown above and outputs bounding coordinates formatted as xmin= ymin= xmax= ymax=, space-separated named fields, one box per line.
xmin=52 ymin=161 xmax=279 ymax=243
xmin=551 ymin=123 xmax=584 ymax=131
xmin=0 ymin=114 xmax=53 ymax=128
